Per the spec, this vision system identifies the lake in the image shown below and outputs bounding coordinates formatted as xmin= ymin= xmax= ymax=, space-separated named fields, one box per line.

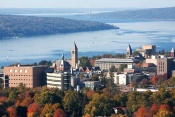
xmin=0 ymin=9 xmax=175 ymax=67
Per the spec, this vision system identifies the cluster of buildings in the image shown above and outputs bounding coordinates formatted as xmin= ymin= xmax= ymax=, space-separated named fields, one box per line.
xmin=2 ymin=42 xmax=101 ymax=91
xmin=1 ymin=42 xmax=175 ymax=92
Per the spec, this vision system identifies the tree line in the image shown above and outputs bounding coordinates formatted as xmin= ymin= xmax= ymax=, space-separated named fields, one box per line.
xmin=1 ymin=76 xmax=175 ymax=116
xmin=0 ymin=15 xmax=117 ymax=39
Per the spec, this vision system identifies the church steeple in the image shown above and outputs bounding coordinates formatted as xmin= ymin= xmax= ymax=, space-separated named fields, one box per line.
xmin=71 ymin=42 xmax=78 ymax=68
xmin=126 ymin=44 xmax=132 ymax=58
xmin=61 ymin=53 xmax=64 ymax=60
xmin=60 ymin=54 xmax=65 ymax=71
xmin=171 ymin=48 xmax=175 ymax=57
xmin=74 ymin=42 xmax=78 ymax=50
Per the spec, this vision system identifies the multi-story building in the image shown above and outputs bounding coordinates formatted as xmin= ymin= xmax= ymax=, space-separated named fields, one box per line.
xmin=94 ymin=58 xmax=139 ymax=70
xmin=157 ymin=57 xmax=174 ymax=78
xmin=136 ymin=45 xmax=156 ymax=58
xmin=71 ymin=76 xmax=80 ymax=89
xmin=114 ymin=74 xmax=129 ymax=85
xmin=3 ymin=65 xmax=46 ymax=88
xmin=47 ymin=71 xmax=71 ymax=90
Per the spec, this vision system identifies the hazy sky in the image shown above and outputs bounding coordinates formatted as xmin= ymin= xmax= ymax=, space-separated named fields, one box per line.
xmin=0 ymin=0 xmax=175 ymax=8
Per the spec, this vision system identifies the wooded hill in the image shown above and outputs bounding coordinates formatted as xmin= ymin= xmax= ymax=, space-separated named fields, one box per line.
xmin=87 ymin=7 xmax=175 ymax=21
xmin=0 ymin=15 xmax=118 ymax=39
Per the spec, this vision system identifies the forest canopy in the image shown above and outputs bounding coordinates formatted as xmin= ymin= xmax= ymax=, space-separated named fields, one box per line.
xmin=0 ymin=15 xmax=118 ymax=39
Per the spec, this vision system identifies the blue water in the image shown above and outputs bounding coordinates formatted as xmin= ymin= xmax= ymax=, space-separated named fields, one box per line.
xmin=0 ymin=9 xmax=175 ymax=67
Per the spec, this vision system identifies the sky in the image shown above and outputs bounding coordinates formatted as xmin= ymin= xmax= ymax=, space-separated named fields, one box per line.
xmin=0 ymin=0 xmax=175 ymax=8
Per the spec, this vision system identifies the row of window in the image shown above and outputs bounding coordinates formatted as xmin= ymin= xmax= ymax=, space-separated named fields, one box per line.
xmin=158 ymin=62 xmax=165 ymax=65
xmin=9 ymin=79 xmax=32 ymax=81
xmin=8 ymin=75 xmax=33 ymax=77
xmin=10 ymin=83 xmax=32 ymax=85
xmin=9 ymin=69 xmax=28 ymax=73
xmin=47 ymin=83 xmax=61 ymax=87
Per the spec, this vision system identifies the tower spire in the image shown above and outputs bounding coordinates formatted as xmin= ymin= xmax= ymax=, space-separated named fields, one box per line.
xmin=74 ymin=42 xmax=78 ymax=50
xmin=126 ymin=44 xmax=132 ymax=58
xmin=72 ymin=42 xmax=78 ymax=68
xmin=60 ymin=53 xmax=65 ymax=71
xmin=171 ymin=47 xmax=175 ymax=57
xmin=61 ymin=53 xmax=64 ymax=60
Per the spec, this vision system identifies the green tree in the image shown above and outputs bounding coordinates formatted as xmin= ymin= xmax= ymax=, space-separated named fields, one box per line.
xmin=118 ymin=64 xmax=127 ymax=72
xmin=150 ymin=88 xmax=172 ymax=105
xmin=34 ymin=91 xmax=61 ymax=107
xmin=8 ymin=91 xmax=18 ymax=102
xmin=17 ymin=83 xmax=27 ymax=93
xmin=114 ymin=92 xmax=128 ymax=107
xmin=63 ymin=90 xmax=83 ymax=117
xmin=41 ymin=103 xmax=61 ymax=116
xmin=109 ymin=65 xmax=118 ymax=72
xmin=79 ymin=56 xmax=91 ymax=67
xmin=126 ymin=91 xmax=152 ymax=113
xmin=84 ymin=93 xmax=115 ymax=116
xmin=39 ymin=60 xmax=52 ymax=67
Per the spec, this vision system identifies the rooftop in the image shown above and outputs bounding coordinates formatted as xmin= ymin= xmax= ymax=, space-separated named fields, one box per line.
xmin=95 ymin=58 xmax=139 ymax=63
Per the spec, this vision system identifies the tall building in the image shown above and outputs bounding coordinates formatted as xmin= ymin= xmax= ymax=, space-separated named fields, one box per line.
xmin=3 ymin=65 xmax=46 ymax=88
xmin=126 ymin=44 xmax=132 ymax=58
xmin=170 ymin=48 xmax=175 ymax=58
xmin=157 ymin=57 xmax=174 ymax=78
xmin=136 ymin=45 xmax=156 ymax=58
xmin=47 ymin=71 xmax=71 ymax=90
xmin=71 ymin=42 xmax=78 ymax=68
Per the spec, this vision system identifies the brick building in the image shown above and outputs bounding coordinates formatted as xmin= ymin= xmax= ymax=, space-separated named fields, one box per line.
xmin=3 ymin=65 xmax=46 ymax=88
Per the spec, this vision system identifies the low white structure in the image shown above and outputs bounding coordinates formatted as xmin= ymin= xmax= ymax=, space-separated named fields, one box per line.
xmin=84 ymin=81 xmax=100 ymax=90
xmin=94 ymin=58 xmax=139 ymax=70
xmin=114 ymin=74 xmax=129 ymax=85
xmin=136 ymin=88 xmax=158 ymax=92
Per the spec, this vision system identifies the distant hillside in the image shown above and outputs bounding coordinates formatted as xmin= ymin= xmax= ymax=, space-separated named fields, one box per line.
xmin=87 ymin=7 xmax=175 ymax=21
xmin=0 ymin=15 xmax=118 ymax=39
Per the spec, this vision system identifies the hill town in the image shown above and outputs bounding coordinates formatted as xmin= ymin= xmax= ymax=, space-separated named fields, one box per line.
xmin=0 ymin=42 xmax=175 ymax=116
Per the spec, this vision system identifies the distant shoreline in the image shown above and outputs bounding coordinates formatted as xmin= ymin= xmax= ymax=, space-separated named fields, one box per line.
xmin=0 ymin=15 xmax=118 ymax=39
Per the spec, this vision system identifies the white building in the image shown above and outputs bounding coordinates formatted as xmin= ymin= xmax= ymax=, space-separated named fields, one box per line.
xmin=94 ymin=58 xmax=139 ymax=70
xmin=114 ymin=74 xmax=129 ymax=85
xmin=47 ymin=71 xmax=71 ymax=90
xmin=84 ymin=81 xmax=101 ymax=90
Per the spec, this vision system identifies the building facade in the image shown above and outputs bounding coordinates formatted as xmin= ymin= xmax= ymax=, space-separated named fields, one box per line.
xmin=136 ymin=45 xmax=156 ymax=58
xmin=84 ymin=81 xmax=101 ymax=90
xmin=47 ymin=71 xmax=71 ymax=90
xmin=94 ymin=58 xmax=139 ymax=70
xmin=114 ymin=74 xmax=129 ymax=85
xmin=157 ymin=57 xmax=174 ymax=78
xmin=3 ymin=66 xmax=46 ymax=88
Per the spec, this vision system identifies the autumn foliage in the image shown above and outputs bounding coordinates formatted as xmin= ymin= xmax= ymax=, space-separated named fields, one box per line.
xmin=86 ymin=89 xmax=95 ymax=99
xmin=27 ymin=103 xmax=41 ymax=116
xmin=6 ymin=106 xmax=17 ymax=117
xmin=136 ymin=105 xmax=149 ymax=117
xmin=54 ymin=109 xmax=66 ymax=117
xmin=150 ymin=104 xmax=159 ymax=115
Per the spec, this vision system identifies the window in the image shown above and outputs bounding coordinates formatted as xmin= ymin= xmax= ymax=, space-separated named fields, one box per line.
xmin=20 ymin=69 xmax=22 ymax=73
xmin=15 ymin=69 xmax=17 ymax=73
xmin=10 ymin=69 xmax=12 ymax=73
xmin=25 ymin=70 xmax=27 ymax=73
